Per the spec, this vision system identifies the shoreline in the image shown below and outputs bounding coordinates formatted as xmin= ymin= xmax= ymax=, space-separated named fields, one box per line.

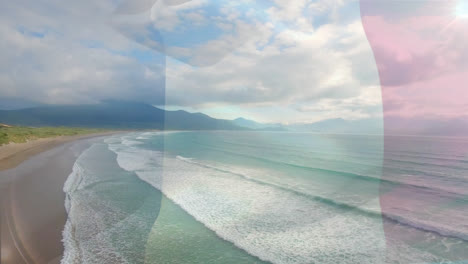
xmin=0 ymin=132 xmax=124 ymax=264
xmin=0 ymin=132 xmax=118 ymax=171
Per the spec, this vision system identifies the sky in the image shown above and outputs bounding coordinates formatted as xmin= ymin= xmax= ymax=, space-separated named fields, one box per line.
xmin=0 ymin=0 xmax=467 ymax=126
xmin=361 ymin=0 xmax=468 ymax=135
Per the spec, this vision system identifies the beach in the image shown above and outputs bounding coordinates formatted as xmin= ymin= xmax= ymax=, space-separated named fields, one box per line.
xmin=0 ymin=132 xmax=117 ymax=264
xmin=74 ymin=131 xmax=465 ymax=264
xmin=2 ymin=131 xmax=468 ymax=264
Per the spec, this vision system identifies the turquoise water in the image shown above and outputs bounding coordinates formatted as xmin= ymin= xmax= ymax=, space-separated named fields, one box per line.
xmin=62 ymin=131 xmax=468 ymax=264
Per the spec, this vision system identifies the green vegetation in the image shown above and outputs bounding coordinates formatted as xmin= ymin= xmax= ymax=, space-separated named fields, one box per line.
xmin=0 ymin=126 xmax=105 ymax=145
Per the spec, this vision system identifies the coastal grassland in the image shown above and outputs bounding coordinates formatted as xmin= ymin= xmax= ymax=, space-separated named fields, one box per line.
xmin=0 ymin=126 xmax=106 ymax=145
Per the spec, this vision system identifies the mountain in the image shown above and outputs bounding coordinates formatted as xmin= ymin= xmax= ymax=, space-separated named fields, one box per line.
xmin=288 ymin=118 xmax=383 ymax=134
xmin=287 ymin=117 xmax=468 ymax=136
xmin=7 ymin=101 xmax=461 ymax=135
xmin=232 ymin=117 xmax=263 ymax=129
xmin=0 ymin=97 xmax=43 ymax=110
xmin=232 ymin=117 xmax=381 ymax=133
xmin=232 ymin=117 xmax=286 ymax=131
xmin=0 ymin=101 xmax=245 ymax=130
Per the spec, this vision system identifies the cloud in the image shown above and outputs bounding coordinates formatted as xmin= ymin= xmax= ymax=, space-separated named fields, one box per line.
xmin=361 ymin=1 xmax=468 ymax=120
xmin=0 ymin=0 xmax=165 ymax=105
xmin=162 ymin=0 xmax=382 ymax=122
xmin=0 ymin=0 xmax=383 ymax=123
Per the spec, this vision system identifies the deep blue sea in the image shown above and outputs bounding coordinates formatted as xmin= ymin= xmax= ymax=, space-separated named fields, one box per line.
xmin=61 ymin=131 xmax=468 ymax=264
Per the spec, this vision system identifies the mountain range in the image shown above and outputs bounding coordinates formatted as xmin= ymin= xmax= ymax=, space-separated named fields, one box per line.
xmin=3 ymin=101 xmax=461 ymax=136
xmin=231 ymin=118 xmax=286 ymax=131
xmin=0 ymin=101 xmax=242 ymax=130
xmin=2 ymin=101 xmax=377 ymax=132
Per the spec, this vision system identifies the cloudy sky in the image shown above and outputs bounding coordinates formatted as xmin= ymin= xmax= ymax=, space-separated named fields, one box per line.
xmin=1 ymin=0 xmax=466 ymax=125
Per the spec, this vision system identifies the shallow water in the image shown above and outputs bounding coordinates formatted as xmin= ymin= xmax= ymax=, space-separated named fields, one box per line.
xmin=62 ymin=131 xmax=468 ymax=264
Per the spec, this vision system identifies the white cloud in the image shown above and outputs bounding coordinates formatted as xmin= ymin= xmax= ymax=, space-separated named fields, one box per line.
xmin=163 ymin=1 xmax=381 ymax=122
xmin=0 ymin=0 xmax=165 ymax=105
xmin=0 ymin=0 xmax=382 ymax=123
xmin=150 ymin=0 xmax=208 ymax=31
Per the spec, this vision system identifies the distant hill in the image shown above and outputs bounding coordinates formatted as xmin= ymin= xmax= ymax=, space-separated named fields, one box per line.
xmin=232 ymin=117 xmax=263 ymax=129
xmin=232 ymin=117 xmax=382 ymax=133
xmin=288 ymin=118 xmax=383 ymax=134
xmin=0 ymin=101 xmax=245 ymax=130
xmin=232 ymin=117 xmax=286 ymax=131
xmin=286 ymin=117 xmax=468 ymax=136
xmin=0 ymin=97 xmax=43 ymax=110
xmin=5 ymin=101 xmax=462 ymax=135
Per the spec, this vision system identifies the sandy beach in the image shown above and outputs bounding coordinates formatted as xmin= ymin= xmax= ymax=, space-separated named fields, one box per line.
xmin=0 ymin=132 xmax=119 ymax=264
xmin=0 ymin=133 xmax=116 ymax=171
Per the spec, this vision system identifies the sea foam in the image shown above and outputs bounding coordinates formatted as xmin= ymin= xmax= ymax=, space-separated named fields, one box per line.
xmin=106 ymin=133 xmax=391 ymax=264
xmin=64 ymin=132 xmax=468 ymax=264
xmin=62 ymin=142 xmax=161 ymax=264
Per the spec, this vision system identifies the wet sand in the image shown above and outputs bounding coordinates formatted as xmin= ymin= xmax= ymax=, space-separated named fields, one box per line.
xmin=0 ymin=133 xmax=120 ymax=264
xmin=0 ymin=133 xmax=116 ymax=171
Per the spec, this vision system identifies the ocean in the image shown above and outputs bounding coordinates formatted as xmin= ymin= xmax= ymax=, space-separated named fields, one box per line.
xmin=61 ymin=131 xmax=468 ymax=264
